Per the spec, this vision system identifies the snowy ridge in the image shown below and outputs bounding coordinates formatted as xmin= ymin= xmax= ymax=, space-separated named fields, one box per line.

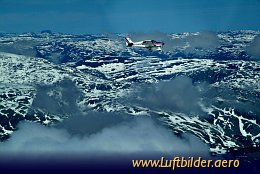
xmin=0 ymin=31 xmax=259 ymax=154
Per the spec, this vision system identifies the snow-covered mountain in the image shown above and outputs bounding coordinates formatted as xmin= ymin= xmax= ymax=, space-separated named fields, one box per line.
xmin=0 ymin=31 xmax=259 ymax=156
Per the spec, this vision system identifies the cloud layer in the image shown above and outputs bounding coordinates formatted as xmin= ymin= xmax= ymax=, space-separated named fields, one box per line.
xmin=0 ymin=117 xmax=209 ymax=155
xmin=246 ymin=35 xmax=260 ymax=60
xmin=132 ymin=76 xmax=203 ymax=115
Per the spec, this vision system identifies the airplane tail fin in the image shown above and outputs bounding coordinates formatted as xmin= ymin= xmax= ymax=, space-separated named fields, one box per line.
xmin=125 ymin=37 xmax=134 ymax=47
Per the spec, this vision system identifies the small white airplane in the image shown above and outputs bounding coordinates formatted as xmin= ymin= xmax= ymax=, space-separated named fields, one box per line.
xmin=125 ymin=37 xmax=165 ymax=51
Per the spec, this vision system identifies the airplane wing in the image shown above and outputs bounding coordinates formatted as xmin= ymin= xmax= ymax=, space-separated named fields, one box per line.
xmin=147 ymin=47 xmax=161 ymax=51
xmin=156 ymin=47 xmax=162 ymax=51
xmin=142 ymin=40 xmax=154 ymax=47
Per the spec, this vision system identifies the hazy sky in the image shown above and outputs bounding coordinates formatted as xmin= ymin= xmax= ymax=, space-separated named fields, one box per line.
xmin=1 ymin=0 xmax=260 ymax=34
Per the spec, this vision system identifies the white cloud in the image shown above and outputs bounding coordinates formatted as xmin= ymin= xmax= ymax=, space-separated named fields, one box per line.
xmin=0 ymin=117 xmax=209 ymax=156
xmin=132 ymin=76 xmax=204 ymax=115
xmin=246 ymin=35 xmax=260 ymax=60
